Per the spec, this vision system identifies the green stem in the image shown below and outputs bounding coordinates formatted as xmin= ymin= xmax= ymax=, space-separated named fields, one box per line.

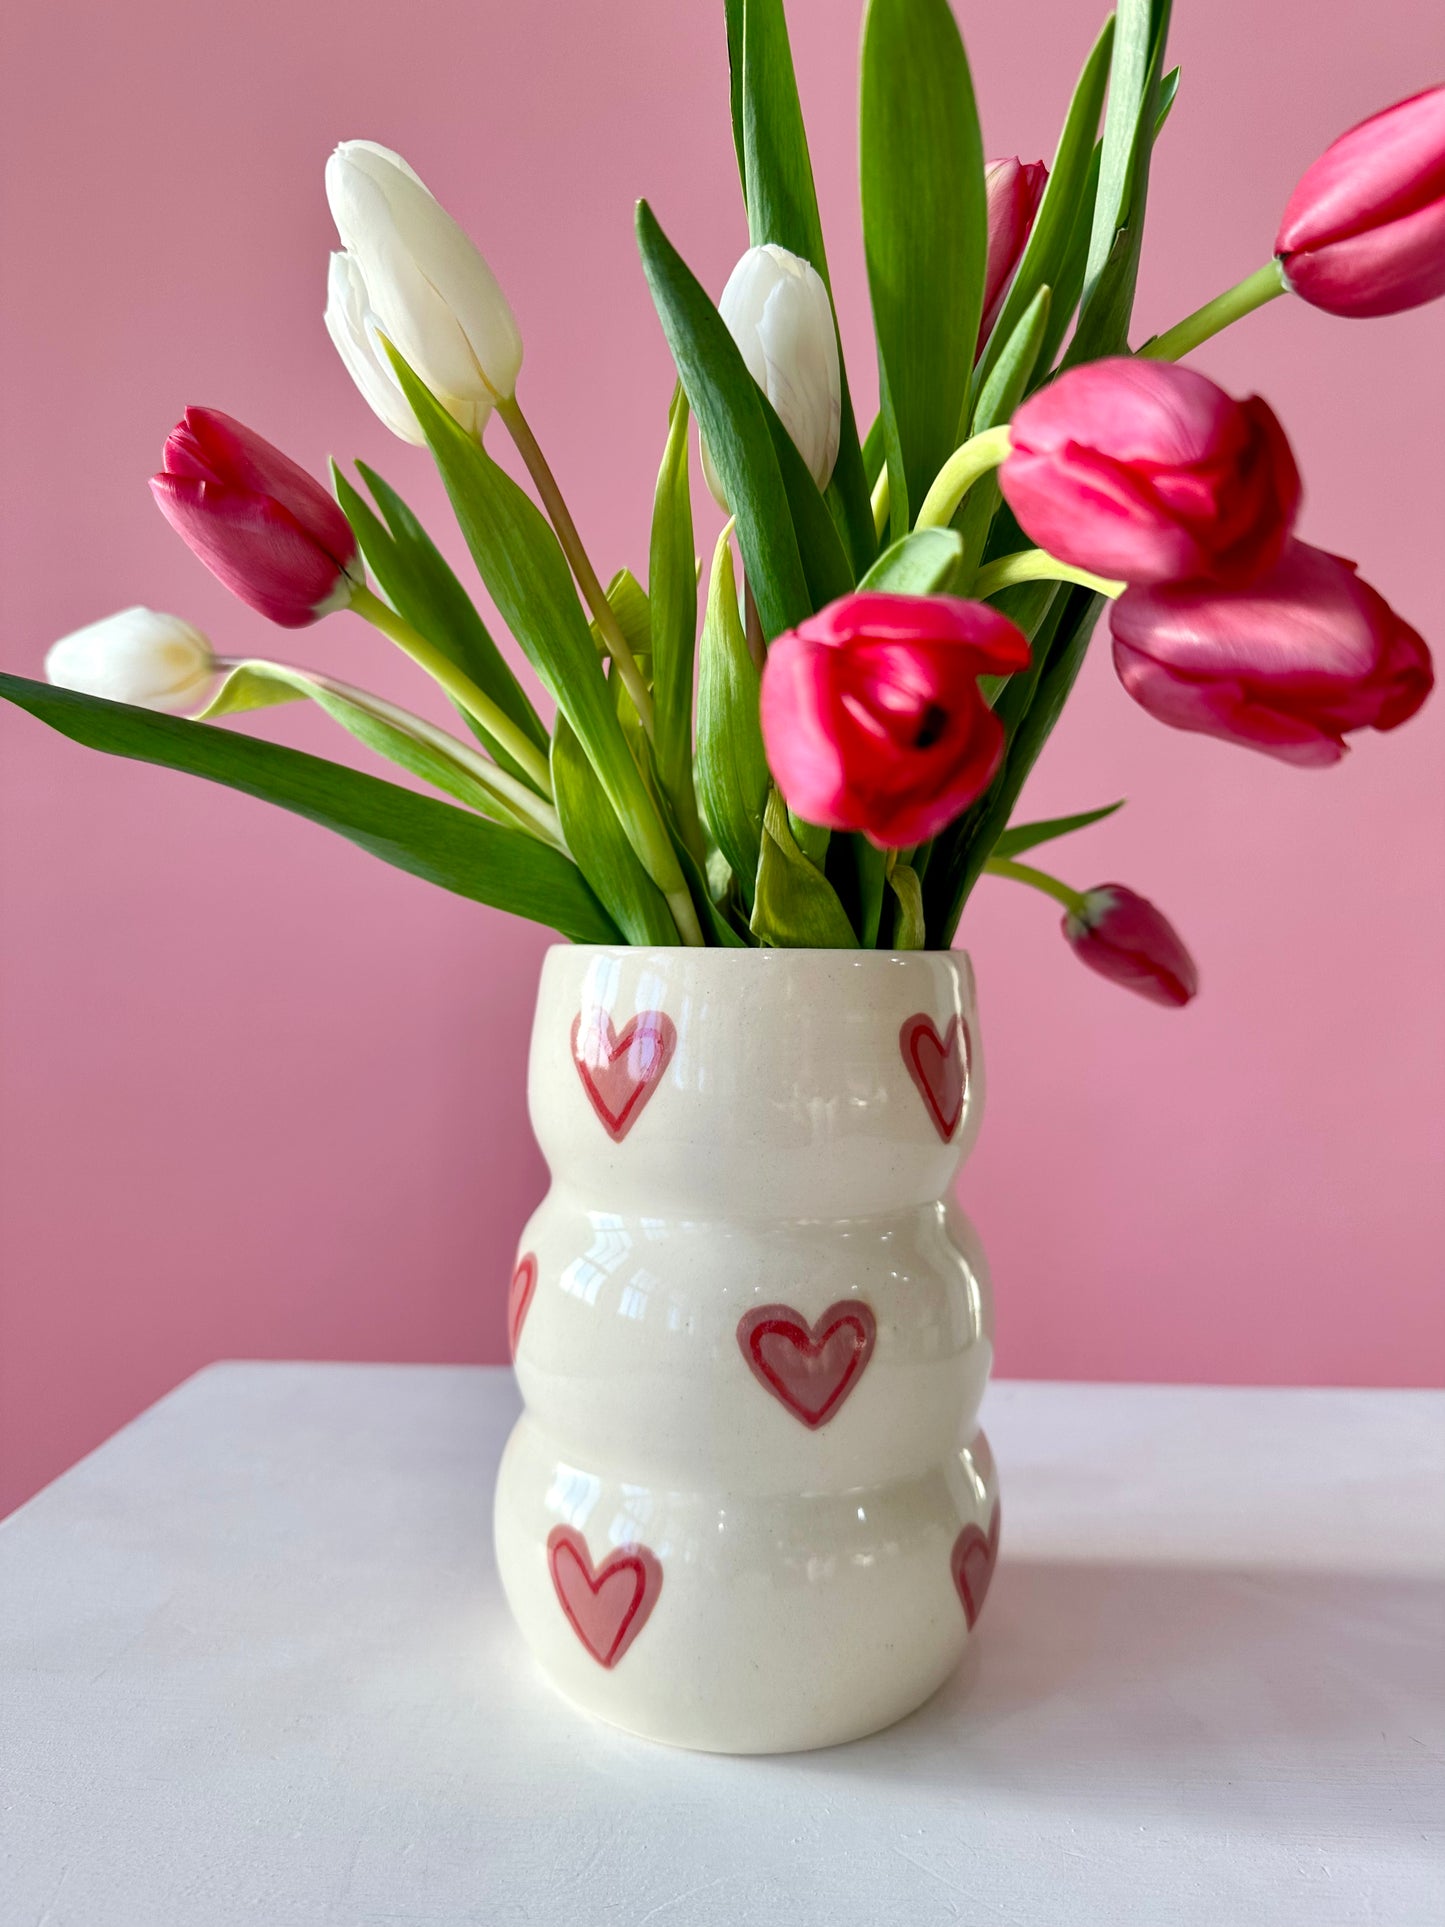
xmin=664 ymin=887 xmax=706 ymax=947
xmin=1137 ymin=260 xmax=1287 ymax=363
xmin=349 ymin=586 xmax=555 ymax=800
xmin=498 ymin=397 xmax=655 ymax=734
xmin=914 ymin=426 xmax=1012 ymax=532
xmin=985 ymin=855 xmax=1088 ymax=918
xmin=974 ymin=550 xmax=1124 ymax=601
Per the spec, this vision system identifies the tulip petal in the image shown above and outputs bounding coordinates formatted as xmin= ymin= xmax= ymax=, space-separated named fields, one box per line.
xmin=1002 ymin=358 xmax=1301 ymax=586
xmin=1276 ymin=85 xmax=1445 ymax=318
xmin=759 ymin=593 xmax=1027 ymax=848
xmin=325 ymin=253 xmax=427 ymax=443
xmin=1282 ymin=193 xmax=1445 ymax=317
xmin=151 ymin=477 xmax=352 ymax=629
xmin=1110 ymin=541 xmax=1434 ymax=762
xmin=163 ymin=409 xmax=358 ymax=573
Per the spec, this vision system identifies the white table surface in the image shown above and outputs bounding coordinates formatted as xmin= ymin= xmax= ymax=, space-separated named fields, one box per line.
xmin=3 ymin=1367 xmax=1442 ymax=1927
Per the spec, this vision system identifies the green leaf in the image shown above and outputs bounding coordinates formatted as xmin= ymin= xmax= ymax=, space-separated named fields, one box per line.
xmin=975 ymin=287 xmax=1054 ymax=434
xmin=860 ymin=0 xmax=987 ymax=535
xmin=201 ymin=661 xmax=546 ymax=834
xmin=1036 ymin=138 xmax=1103 ymax=370
xmin=1067 ymin=0 xmax=1173 ymax=365
xmin=724 ymin=0 xmax=747 ymax=208
xmin=887 ymin=862 xmax=926 ymax=949
xmin=826 ymin=833 xmax=889 ymax=949
xmin=1082 ymin=0 xmax=1157 ymax=307
xmin=957 ymin=286 xmax=1052 ymax=589
xmin=601 ymin=567 xmax=652 ymax=662
xmin=695 ymin=529 xmax=770 ymax=915
xmin=1155 ymin=65 xmax=1180 ymax=135
xmin=735 ymin=0 xmax=876 ymax=575
xmin=668 ymin=818 xmax=753 ymax=948
xmin=928 ymin=587 xmax=1108 ymax=942
xmin=332 ymin=462 xmax=547 ymax=790
xmin=385 ymin=345 xmax=687 ymax=903
xmin=762 ymin=392 xmax=855 ymax=611
xmin=0 ymin=673 xmax=619 ymax=944
xmin=859 ymin=527 xmax=965 ymax=595
xmin=648 ymin=388 xmax=703 ymax=855
xmin=992 ymin=799 xmax=1125 ymax=859
xmin=551 ymin=714 xmax=678 ymax=944
xmin=636 ymin=200 xmax=811 ymax=644
xmin=751 ymin=787 xmax=858 ymax=948
xmin=974 ymin=15 xmax=1115 ymax=394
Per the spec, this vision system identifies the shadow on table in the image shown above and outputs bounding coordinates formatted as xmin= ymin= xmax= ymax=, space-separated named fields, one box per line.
xmin=805 ymin=1555 xmax=1442 ymax=1830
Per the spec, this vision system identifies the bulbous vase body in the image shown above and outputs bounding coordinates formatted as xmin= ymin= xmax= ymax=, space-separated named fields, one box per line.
xmin=493 ymin=945 xmax=998 ymax=1753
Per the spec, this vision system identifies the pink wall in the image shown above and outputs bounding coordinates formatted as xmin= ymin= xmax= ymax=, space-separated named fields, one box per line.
xmin=2 ymin=0 xmax=1442 ymax=1514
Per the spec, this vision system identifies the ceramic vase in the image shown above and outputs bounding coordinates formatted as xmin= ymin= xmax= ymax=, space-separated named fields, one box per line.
xmin=493 ymin=944 xmax=998 ymax=1753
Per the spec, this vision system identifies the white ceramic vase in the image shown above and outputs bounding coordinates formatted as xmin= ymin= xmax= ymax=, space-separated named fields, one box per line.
xmin=493 ymin=944 xmax=998 ymax=1753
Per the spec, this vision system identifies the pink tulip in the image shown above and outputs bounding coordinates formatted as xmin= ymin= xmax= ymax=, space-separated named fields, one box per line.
xmin=1111 ymin=541 xmax=1433 ymax=766
xmin=1276 ymin=86 xmax=1445 ymax=318
xmin=999 ymin=358 xmax=1301 ymax=588
xmin=759 ymin=592 xmax=1030 ymax=849
xmin=979 ymin=157 xmax=1048 ymax=348
xmin=1063 ymin=886 xmax=1199 ymax=1008
xmin=151 ymin=409 xmax=362 ymax=627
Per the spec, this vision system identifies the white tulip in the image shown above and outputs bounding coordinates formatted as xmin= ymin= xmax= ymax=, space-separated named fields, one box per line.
xmin=325 ymin=139 xmax=523 ymax=442
xmin=703 ymin=243 xmax=842 ymax=508
xmin=45 ymin=609 xmax=217 ymax=712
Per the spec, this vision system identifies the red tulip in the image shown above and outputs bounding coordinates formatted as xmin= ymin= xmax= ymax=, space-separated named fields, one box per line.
xmin=151 ymin=408 xmax=361 ymax=627
xmin=1110 ymin=541 xmax=1433 ymax=766
xmin=759 ymin=592 xmax=1030 ymax=848
xmin=1063 ymin=886 xmax=1199 ymax=1008
xmin=979 ymin=157 xmax=1048 ymax=348
xmin=999 ymin=358 xmax=1301 ymax=587
xmin=1276 ymin=86 xmax=1445 ymax=319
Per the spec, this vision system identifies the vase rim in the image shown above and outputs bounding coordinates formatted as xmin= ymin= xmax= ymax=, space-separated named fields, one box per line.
xmin=545 ymin=943 xmax=972 ymax=965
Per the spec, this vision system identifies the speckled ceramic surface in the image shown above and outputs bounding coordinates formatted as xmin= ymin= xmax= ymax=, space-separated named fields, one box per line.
xmin=493 ymin=945 xmax=998 ymax=1753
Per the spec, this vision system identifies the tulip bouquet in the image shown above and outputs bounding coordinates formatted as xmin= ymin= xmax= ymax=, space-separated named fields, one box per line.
xmin=4 ymin=1 xmax=1440 ymax=1002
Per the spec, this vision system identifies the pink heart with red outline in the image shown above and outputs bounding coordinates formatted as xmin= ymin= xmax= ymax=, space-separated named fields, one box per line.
xmin=900 ymin=1012 xmax=969 ymax=1142
xmin=507 ymin=1253 xmax=537 ymax=1358
xmin=547 ymin=1525 xmax=663 ymax=1668
xmin=570 ymin=1009 xmax=677 ymax=1142
xmin=951 ymin=1500 xmax=1001 ymax=1630
xmin=736 ymin=1301 xmax=877 ymax=1429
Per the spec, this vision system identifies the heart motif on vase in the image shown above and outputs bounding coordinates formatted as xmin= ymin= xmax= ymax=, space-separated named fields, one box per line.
xmin=736 ymin=1301 xmax=878 ymax=1430
xmin=570 ymin=1009 xmax=678 ymax=1142
xmin=899 ymin=1013 xmax=969 ymax=1142
xmin=951 ymin=1500 xmax=1001 ymax=1630
xmin=507 ymin=1253 xmax=537 ymax=1358
xmin=547 ymin=1525 xmax=663 ymax=1669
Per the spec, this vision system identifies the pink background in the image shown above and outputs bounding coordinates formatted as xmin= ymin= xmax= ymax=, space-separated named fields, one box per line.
xmin=2 ymin=0 xmax=1442 ymax=1515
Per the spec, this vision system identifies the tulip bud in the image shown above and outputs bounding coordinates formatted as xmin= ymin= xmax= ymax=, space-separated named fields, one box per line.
xmin=45 ymin=608 xmax=217 ymax=713
xmin=151 ymin=408 xmax=363 ymax=628
xmin=1000 ymin=358 xmax=1301 ymax=588
xmin=1276 ymin=86 xmax=1445 ymax=319
xmin=702 ymin=244 xmax=842 ymax=506
xmin=1110 ymin=540 xmax=1434 ymax=766
xmin=979 ymin=157 xmax=1048 ymax=348
xmin=759 ymin=592 xmax=1030 ymax=848
xmin=1063 ymin=886 xmax=1199 ymax=1008
xmin=325 ymin=140 xmax=523 ymax=441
